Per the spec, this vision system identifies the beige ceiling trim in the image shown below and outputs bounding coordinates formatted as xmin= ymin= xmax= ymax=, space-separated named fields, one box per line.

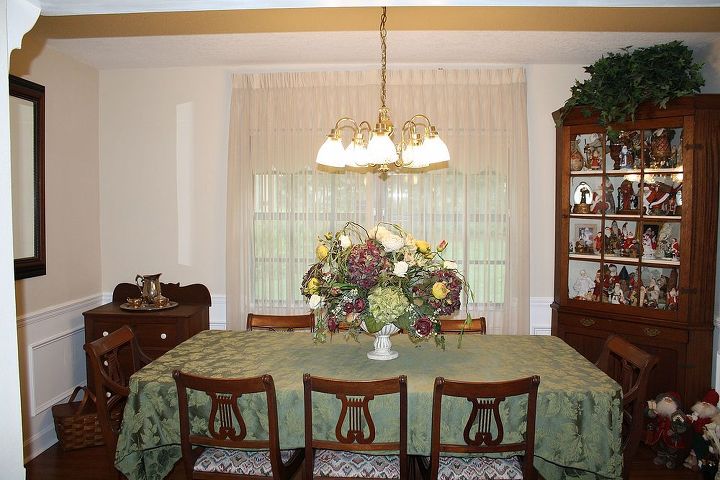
xmin=31 ymin=6 xmax=720 ymax=39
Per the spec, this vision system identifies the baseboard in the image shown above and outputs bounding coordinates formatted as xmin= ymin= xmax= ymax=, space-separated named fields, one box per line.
xmin=530 ymin=296 xmax=553 ymax=335
xmin=23 ymin=422 xmax=59 ymax=463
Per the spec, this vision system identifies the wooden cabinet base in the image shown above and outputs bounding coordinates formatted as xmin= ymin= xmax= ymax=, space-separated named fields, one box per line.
xmin=552 ymin=304 xmax=711 ymax=403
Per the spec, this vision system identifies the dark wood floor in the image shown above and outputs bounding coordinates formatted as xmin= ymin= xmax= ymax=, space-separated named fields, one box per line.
xmin=25 ymin=442 xmax=707 ymax=480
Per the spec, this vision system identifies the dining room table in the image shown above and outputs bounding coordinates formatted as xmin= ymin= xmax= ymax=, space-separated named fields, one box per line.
xmin=114 ymin=330 xmax=623 ymax=480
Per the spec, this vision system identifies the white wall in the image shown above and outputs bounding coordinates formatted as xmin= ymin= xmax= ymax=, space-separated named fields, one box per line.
xmin=99 ymin=67 xmax=228 ymax=294
xmin=3 ymin=0 xmax=41 ymax=475
xmin=525 ymin=64 xmax=587 ymax=307
xmin=10 ymin=41 xmax=101 ymax=460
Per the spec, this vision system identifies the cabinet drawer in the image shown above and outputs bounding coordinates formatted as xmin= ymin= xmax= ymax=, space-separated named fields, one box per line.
xmin=560 ymin=313 xmax=688 ymax=343
xmin=133 ymin=322 xmax=178 ymax=347
xmin=89 ymin=322 xmax=125 ymax=342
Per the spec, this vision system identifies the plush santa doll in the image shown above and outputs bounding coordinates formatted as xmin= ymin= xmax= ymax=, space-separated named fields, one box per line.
xmin=645 ymin=392 xmax=689 ymax=468
xmin=683 ymin=390 xmax=720 ymax=471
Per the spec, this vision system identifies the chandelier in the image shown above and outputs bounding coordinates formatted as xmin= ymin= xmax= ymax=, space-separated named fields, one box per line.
xmin=315 ymin=7 xmax=449 ymax=174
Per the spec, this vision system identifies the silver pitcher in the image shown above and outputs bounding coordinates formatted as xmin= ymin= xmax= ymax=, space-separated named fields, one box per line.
xmin=136 ymin=273 xmax=162 ymax=304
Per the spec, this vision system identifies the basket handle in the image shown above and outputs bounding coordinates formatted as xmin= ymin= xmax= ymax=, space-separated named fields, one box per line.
xmin=68 ymin=386 xmax=97 ymax=414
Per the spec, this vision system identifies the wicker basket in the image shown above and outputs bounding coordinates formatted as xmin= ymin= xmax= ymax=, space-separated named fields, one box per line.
xmin=51 ymin=386 xmax=104 ymax=451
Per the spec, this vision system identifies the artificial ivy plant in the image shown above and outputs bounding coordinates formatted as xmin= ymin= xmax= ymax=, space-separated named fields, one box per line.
xmin=558 ymin=41 xmax=704 ymax=136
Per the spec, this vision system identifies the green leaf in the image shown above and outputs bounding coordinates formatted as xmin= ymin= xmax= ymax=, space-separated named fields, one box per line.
xmin=362 ymin=315 xmax=383 ymax=333
xmin=557 ymin=41 xmax=704 ymax=132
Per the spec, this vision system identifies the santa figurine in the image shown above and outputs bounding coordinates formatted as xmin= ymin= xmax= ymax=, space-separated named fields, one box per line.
xmin=645 ymin=392 xmax=689 ymax=468
xmin=683 ymin=390 xmax=720 ymax=471
xmin=667 ymin=287 xmax=679 ymax=310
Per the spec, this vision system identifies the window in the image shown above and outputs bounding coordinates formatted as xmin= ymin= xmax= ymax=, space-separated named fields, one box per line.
xmin=252 ymin=168 xmax=507 ymax=311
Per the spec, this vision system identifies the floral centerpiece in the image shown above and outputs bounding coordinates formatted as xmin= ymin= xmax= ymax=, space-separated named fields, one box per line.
xmin=301 ymin=222 xmax=471 ymax=353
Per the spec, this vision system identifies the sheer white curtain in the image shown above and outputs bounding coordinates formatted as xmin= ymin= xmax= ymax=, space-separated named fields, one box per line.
xmin=227 ymin=68 xmax=529 ymax=333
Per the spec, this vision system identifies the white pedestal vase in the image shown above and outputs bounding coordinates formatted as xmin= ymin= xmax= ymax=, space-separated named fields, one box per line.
xmin=361 ymin=322 xmax=400 ymax=360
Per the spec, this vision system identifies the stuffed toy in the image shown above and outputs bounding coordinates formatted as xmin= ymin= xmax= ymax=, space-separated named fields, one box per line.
xmin=684 ymin=390 xmax=720 ymax=471
xmin=645 ymin=391 xmax=689 ymax=468
xmin=695 ymin=412 xmax=720 ymax=477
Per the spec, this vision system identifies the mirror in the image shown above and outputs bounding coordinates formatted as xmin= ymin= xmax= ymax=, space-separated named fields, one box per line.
xmin=9 ymin=74 xmax=45 ymax=280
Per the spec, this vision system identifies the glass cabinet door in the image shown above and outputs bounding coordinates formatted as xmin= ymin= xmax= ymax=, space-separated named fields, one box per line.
xmin=567 ymin=126 xmax=682 ymax=313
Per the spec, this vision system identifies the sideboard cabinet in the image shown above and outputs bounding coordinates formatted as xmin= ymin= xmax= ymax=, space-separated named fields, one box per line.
xmin=83 ymin=282 xmax=210 ymax=390
xmin=551 ymin=95 xmax=720 ymax=403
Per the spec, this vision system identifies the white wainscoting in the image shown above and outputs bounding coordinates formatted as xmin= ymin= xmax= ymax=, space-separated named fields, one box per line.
xmin=17 ymin=295 xmax=104 ymax=462
xmin=210 ymin=294 xmax=227 ymax=330
xmin=530 ymin=296 xmax=553 ymax=335
xmin=21 ymin=292 xmax=227 ymax=461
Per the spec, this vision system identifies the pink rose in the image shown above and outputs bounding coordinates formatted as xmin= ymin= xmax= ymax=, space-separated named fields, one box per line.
xmin=414 ymin=316 xmax=434 ymax=337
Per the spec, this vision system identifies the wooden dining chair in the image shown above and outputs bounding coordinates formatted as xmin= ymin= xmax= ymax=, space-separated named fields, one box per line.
xmin=84 ymin=325 xmax=152 ymax=476
xmin=303 ymin=374 xmax=409 ymax=479
xmin=439 ymin=317 xmax=486 ymax=334
xmin=173 ymin=370 xmax=303 ymax=479
xmin=246 ymin=313 xmax=315 ymax=332
xmin=419 ymin=375 xmax=540 ymax=480
xmin=595 ymin=335 xmax=659 ymax=480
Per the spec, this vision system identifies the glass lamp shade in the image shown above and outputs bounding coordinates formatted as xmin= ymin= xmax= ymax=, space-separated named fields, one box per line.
xmin=367 ymin=132 xmax=399 ymax=165
xmin=345 ymin=142 xmax=370 ymax=167
xmin=316 ymin=137 xmax=346 ymax=168
xmin=404 ymin=143 xmax=430 ymax=169
xmin=424 ymin=135 xmax=450 ymax=164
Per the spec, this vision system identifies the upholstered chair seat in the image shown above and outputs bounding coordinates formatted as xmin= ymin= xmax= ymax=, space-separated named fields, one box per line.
xmin=420 ymin=454 xmax=524 ymax=479
xmin=312 ymin=449 xmax=401 ymax=478
xmin=194 ymin=448 xmax=298 ymax=476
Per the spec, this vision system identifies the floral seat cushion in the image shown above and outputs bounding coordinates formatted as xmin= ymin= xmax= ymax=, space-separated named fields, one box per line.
xmin=313 ymin=449 xmax=401 ymax=478
xmin=194 ymin=448 xmax=297 ymax=476
xmin=421 ymin=455 xmax=524 ymax=479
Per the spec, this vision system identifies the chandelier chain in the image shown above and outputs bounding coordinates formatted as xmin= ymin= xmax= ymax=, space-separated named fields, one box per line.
xmin=380 ymin=6 xmax=387 ymax=108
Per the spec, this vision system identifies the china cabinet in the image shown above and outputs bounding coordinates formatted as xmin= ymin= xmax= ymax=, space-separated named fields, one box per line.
xmin=551 ymin=95 xmax=720 ymax=403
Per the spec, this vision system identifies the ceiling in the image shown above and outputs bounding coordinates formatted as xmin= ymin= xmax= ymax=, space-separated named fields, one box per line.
xmin=30 ymin=1 xmax=720 ymax=17
xmin=20 ymin=3 xmax=720 ymax=70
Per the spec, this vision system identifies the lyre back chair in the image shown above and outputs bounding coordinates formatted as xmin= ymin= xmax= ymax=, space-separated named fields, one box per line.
xmin=423 ymin=375 xmax=541 ymax=480
xmin=246 ymin=313 xmax=315 ymax=332
xmin=84 ymin=325 xmax=152 ymax=475
xmin=595 ymin=335 xmax=659 ymax=480
xmin=303 ymin=374 xmax=408 ymax=479
xmin=172 ymin=371 xmax=302 ymax=479
xmin=439 ymin=317 xmax=486 ymax=334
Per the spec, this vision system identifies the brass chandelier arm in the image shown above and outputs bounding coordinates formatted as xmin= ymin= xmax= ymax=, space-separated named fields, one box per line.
xmin=332 ymin=117 xmax=359 ymax=134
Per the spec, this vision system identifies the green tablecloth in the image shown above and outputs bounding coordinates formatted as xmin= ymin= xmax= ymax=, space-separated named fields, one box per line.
xmin=115 ymin=330 xmax=622 ymax=480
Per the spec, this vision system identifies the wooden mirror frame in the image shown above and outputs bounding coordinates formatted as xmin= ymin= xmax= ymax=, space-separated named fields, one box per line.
xmin=9 ymin=74 xmax=45 ymax=280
